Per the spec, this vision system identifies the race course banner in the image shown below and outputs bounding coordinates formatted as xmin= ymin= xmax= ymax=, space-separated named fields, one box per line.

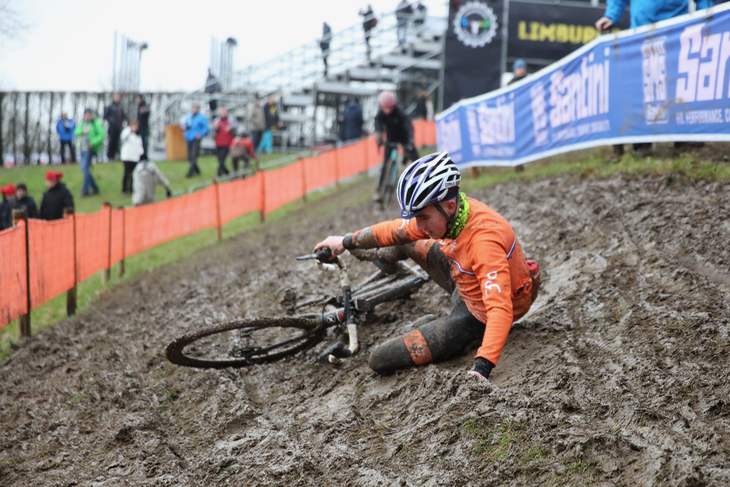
xmin=507 ymin=1 xmax=630 ymax=64
xmin=437 ymin=4 xmax=730 ymax=167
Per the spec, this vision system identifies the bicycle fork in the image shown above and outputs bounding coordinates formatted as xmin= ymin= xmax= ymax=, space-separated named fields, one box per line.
xmin=316 ymin=259 xmax=359 ymax=364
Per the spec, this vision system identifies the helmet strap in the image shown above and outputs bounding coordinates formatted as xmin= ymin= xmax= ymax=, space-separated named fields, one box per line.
xmin=435 ymin=192 xmax=460 ymax=239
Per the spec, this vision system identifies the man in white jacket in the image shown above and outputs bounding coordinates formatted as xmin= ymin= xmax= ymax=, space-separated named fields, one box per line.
xmin=132 ymin=160 xmax=172 ymax=206
xmin=121 ymin=120 xmax=145 ymax=194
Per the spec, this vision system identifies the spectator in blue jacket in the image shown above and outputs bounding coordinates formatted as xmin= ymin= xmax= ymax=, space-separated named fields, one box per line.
xmin=342 ymin=98 xmax=364 ymax=141
xmin=56 ymin=113 xmax=76 ymax=164
xmin=596 ymin=0 xmax=714 ymax=157
xmin=180 ymin=104 xmax=210 ymax=178
xmin=596 ymin=0 xmax=713 ymax=31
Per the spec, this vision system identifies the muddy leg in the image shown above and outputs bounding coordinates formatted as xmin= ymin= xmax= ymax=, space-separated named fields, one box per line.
xmin=369 ymin=292 xmax=483 ymax=374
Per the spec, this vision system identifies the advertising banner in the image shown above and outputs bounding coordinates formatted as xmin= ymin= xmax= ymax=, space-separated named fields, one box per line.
xmin=437 ymin=4 xmax=730 ymax=167
xmin=443 ymin=0 xmax=505 ymax=108
xmin=507 ymin=1 xmax=630 ymax=64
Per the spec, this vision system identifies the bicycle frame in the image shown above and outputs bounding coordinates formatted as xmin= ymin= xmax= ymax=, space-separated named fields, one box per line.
xmin=305 ymin=252 xmax=428 ymax=364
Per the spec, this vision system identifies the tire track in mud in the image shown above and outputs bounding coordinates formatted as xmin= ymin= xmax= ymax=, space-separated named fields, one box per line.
xmin=1 ymin=173 xmax=730 ymax=486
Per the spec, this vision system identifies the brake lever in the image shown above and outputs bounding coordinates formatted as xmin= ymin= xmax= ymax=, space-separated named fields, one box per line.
xmin=297 ymin=248 xmax=333 ymax=262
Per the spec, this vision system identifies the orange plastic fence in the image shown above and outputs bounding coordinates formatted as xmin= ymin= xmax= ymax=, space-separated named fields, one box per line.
xmin=413 ymin=120 xmax=437 ymax=147
xmin=218 ymin=173 xmax=264 ymax=225
xmin=336 ymin=141 xmax=368 ymax=181
xmin=264 ymin=160 xmax=305 ymax=215
xmin=0 ymin=130 xmax=438 ymax=330
xmin=0 ymin=224 xmax=29 ymax=328
xmin=304 ymin=150 xmax=338 ymax=194
xmin=365 ymin=137 xmax=381 ymax=169
xmin=124 ymin=185 xmax=218 ymax=257
xmin=28 ymin=218 xmax=75 ymax=309
xmin=75 ymin=209 xmax=112 ymax=282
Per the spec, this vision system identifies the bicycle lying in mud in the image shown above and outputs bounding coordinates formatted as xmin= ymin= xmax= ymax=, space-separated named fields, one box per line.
xmin=165 ymin=249 xmax=429 ymax=369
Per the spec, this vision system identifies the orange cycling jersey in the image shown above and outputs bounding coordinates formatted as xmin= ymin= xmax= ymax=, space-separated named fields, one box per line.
xmin=352 ymin=197 xmax=534 ymax=366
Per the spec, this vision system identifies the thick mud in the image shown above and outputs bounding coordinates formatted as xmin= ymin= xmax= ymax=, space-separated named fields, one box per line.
xmin=1 ymin=172 xmax=729 ymax=486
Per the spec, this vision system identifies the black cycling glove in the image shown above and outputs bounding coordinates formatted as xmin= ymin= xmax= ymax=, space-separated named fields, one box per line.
xmin=470 ymin=357 xmax=494 ymax=380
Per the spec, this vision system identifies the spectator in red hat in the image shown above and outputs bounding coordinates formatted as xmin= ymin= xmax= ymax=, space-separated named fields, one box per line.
xmin=40 ymin=170 xmax=74 ymax=221
xmin=0 ymin=184 xmax=18 ymax=230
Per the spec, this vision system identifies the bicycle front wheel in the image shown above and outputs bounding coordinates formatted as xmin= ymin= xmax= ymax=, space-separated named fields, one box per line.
xmin=165 ymin=316 xmax=324 ymax=369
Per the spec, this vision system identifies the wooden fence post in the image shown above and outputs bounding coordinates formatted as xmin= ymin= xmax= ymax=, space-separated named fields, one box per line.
xmin=13 ymin=209 xmax=31 ymax=338
xmin=64 ymin=207 xmax=77 ymax=317
xmin=334 ymin=149 xmax=341 ymax=188
xmin=118 ymin=206 xmax=126 ymax=277
xmin=103 ymin=202 xmax=112 ymax=284
xmin=213 ymin=181 xmax=222 ymax=241
xmin=300 ymin=158 xmax=307 ymax=203
xmin=259 ymin=171 xmax=266 ymax=223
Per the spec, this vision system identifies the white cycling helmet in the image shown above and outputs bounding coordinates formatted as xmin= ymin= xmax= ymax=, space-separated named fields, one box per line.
xmin=397 ymin=152 xmax=461 ymax=219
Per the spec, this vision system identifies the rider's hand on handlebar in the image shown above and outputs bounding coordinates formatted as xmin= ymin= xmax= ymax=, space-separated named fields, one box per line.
xmin=377 ymin=135 xmax=384 ymax=148
xmin=313 ymin=236 xmax=346 ymax=260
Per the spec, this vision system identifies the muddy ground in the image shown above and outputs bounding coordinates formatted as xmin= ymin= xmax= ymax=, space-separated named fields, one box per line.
xmin=1 ymin=170 xmax=729 ymax=486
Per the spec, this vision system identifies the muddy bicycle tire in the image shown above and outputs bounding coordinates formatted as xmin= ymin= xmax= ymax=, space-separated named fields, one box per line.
xmin=165 ymin=317 xmax=324 ymax=369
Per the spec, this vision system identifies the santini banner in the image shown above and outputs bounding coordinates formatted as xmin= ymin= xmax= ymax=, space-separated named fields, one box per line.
xmin=437 ymin=4 xmax=730 ymax=167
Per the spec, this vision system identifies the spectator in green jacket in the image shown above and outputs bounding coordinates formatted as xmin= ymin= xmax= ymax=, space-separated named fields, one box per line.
xmin=74 ymin=109 xmax=106 ymax=196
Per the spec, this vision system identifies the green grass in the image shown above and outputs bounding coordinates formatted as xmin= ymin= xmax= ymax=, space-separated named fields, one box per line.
xmin=0 ymin=153 xmax=292 ymax=214
xmin=2 ymin=143 xmax=730 ymax=359
xmin=461 ymin=145 xmax=730 ymax=192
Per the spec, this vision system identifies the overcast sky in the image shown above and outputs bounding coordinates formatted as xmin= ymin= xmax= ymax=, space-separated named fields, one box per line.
xmin=0 ymin=0 xmax=447 ymax=92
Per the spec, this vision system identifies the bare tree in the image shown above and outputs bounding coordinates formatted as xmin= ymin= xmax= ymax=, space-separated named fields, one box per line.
xmin=0 ymin=0 xmax=28 ymax=41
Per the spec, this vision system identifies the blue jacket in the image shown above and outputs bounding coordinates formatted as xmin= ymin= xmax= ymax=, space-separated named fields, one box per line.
xmin=606 ymin=0 xmax=713 ymax=29
xmin=181 ymin=112 xmax=210 ymax=142
xmin=342 ymin=100 xmax=364 ymax=141
xmin=56 ymin=118 xmax=76 ymax=142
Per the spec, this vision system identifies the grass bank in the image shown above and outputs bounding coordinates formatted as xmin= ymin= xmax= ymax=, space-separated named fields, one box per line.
xmin=0 ymin=153 xmax=293 ymax=214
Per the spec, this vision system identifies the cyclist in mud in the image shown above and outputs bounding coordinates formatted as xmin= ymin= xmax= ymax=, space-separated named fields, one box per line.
xmin=374 ymin=90 xmax=420 ymax=202
xmin=315 ymin=152 xmax=540 ymax=380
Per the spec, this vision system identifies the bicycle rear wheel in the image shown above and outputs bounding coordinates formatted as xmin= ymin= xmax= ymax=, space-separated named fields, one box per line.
xmin=165 ymin=316 xmax=324 ymax=369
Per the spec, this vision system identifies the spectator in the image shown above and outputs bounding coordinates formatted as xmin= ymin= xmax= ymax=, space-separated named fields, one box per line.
xmin=413 ymin=1 xmax=427 ymax=34
xmin=56 ymin=113 xmax=76 ymax=164
xmin=359 ymin=5 xmax=377 ymax=61
xmin=74 ymin=109 xmax=105 ymax=197
xmin=0 ymin=184 xmax=17 ymax=230
xmin=213 ymin=107 xmax=236 ymax=177
xmin=415 ymin=90 xmax=434 ymax=121
xmin=320 ymin=22 xmax=332 ymax=77
xmin=136 ymin=95 xmax=150 ymax=158
xmin=40 ymin=170 xmax=74 ymax=220
xmin=258 ymin=95 xmax=282 ymax=155
xmin=132 ymin=160 xmax=172 ymax=206
xmin=230 ymin=130 xmax=259 ymax=175
xmin=104 ymin=92 xmax=127 ymax=161
xmin=181 ymin=104 xmax=210 ymax=178
xmin=396 ymin=0 xmax=413 ymax=46
xmin=248 ymin=97 xmax=266 ymax=151
xmin=15 ymin=183 xmax=39 ymax=219
xmin=596 ymin=0 xmax=713 ymax=157
xmin=205 ymin=68 xmax=222 ymax=115
xmin=508 ymin=59 xmax=528 ymax=85
xmin=342 ymin=98 xmax=364 ymax=141
xmin=120 ymin=120 xmax=145 ymax=195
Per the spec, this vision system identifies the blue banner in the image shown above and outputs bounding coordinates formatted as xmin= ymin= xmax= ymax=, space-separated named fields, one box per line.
xmin=437 ymin=4 xmax=730 ymax=167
